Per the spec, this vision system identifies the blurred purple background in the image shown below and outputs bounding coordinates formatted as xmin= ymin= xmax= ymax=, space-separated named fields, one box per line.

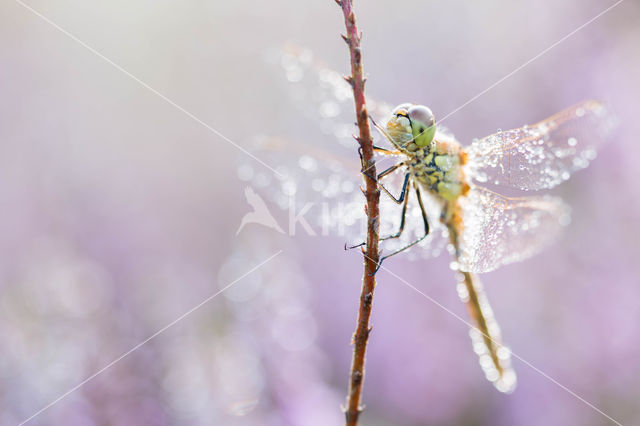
xmin=2 ymin=1 xmax=640 ymax=425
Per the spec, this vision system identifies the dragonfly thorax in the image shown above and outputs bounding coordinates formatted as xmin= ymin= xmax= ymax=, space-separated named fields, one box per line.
xmin=407 ymin=144 xmax=469 ymax=203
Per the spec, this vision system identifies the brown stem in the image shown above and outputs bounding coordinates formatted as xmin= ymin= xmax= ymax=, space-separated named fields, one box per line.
xmin=335 ymin=1 xmax=380 ymax=425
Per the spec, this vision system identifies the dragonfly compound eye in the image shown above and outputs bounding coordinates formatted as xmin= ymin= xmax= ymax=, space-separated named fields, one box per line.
xmin=391 ymin=103 xmax=413 ymax=118
xmin=408 ymin=105 xmax=435 ymax=129
xmin=408 ymin=105 xmax=436 ymax=147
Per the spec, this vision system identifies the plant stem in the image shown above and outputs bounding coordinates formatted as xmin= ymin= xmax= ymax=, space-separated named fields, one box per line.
xmin=335 ymin=1 xmax=380 ymax=424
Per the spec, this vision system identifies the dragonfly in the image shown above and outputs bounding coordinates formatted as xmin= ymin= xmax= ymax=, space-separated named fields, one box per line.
xmin=241 ymin=47 xmax=617 ymax=393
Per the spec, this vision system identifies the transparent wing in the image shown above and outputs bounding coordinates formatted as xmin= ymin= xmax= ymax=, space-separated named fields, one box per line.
xmin=237 ymin=48 xmax=448 ymax=258
xmin=267 ymin=44 xmax=393 ymax=150
xmin=456 ymin=186 xmax=570 ymax=273
xmin=238 ymin=136 xmax=449 ymax=259
xmin=465 ymin=101 xmax=617 ymax=191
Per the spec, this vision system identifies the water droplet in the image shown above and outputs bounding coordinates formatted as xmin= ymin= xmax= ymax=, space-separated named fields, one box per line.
xmin=479 ymin=353 xmax=493 ymax=369
xmin=237 ymin=164 xmax=254 ymax=181
xmin=341 ymin=180 xmax=355 ymax=193
xmin=285 ymin=66 xmax=303 ymax=82
xmin=282 ymin=181 xmax=297 ymax=196
xmin=495 ymin=370 xmax=517 ymax=393
xmin=254 ymin=173 xmax=270 ymax=188
xmin=298 ymin=155 xmax=317 ymax=172
xmin=497 ymin=346 xmax=511 ymax=360
xmin=567 ymin=137 xmax=577 ymax=146
xmin=485 ymin=368 xmax=500 ymax=382
xmin=319 ymin=101 xmax=340 ymax=118
xmin=311 ymin=178 xmax=325 ymax=192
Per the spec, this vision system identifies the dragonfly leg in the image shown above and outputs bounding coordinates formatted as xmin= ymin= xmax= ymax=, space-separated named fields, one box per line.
xmin=345 ymin=171 xmax=410 ymax=251
xmin=378 ymin=162 xmax=404 ymax=179
xmin=380 ymin=179 xmax=411 ymax=241
xmin=369 ymin=115 xmax=400 ymax=148
xmin=361 ymin=164 xmax=408 ymax=204
xmin=373 ymin=145 xmax=402 ymax=156
xmin=373 ymin=145 xmax=391 ymax=153
xmin=415 ymin=185 xmax=430 ymax=235
xmin=379 ymin=171 xmax=410 ymax=204
xmin=372 ymin=185 xmax=430 ymax=274
xmin=362 ymin=161 xmax=402 ymax=181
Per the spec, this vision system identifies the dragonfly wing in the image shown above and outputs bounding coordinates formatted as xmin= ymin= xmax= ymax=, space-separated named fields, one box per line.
xmin=238 ymin=135 xmax=362 ymax=235
xmin=465 ymin=101 xmax=617 ymax=191
xmin=456 ymin=186 xmax=570 ymax=273
xmin=270 ymin=45 xmax=393 ymax=149
xmin=238 ymin=137 xmax=449 ymax=259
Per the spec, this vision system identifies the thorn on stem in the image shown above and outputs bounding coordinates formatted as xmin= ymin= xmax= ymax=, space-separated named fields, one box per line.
xmin=341 ymin=34 xmax=349 ymax=44
xmin=352 ymin=370 xmax=363 ymax=386
xmin=363 ymin=292 xmax=372 ymax=307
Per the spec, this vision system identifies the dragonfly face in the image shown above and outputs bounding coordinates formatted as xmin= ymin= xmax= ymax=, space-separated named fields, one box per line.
xmin=386 ymin=103 xmax=437 ymax=150
xmin=385 ymin=103 xmax=468 ymax=203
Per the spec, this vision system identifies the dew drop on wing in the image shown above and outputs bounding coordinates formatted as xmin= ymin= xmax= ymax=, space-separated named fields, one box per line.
xmin=319 ymin=101 xmax=340 ymax=118
xmin=464 ymin=101 xmax=616 ymax=191
xmin=285 ymin=66 xmax=303 ymax=83
xmin=299 ymin=155 xmax=317 ymax=172
xmin=456 ymin=187 xmax=570 ymax=273
xmin=237 ymin=164 xmax=254 ymax=182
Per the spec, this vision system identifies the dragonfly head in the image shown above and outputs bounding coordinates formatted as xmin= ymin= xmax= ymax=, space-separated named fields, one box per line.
xmin=385 ymin=104 xmax=437 ymax=150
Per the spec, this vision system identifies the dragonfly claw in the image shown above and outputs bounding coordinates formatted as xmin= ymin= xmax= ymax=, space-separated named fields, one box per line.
xmin=345 ymin=241 xmax=366 ymax=250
